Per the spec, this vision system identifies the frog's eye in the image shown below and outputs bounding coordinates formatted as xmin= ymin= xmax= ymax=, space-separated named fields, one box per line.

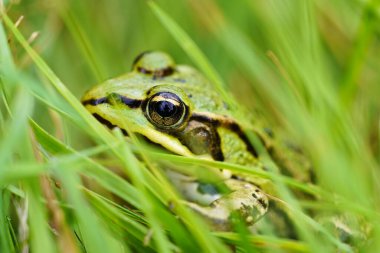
xmin=145 ymin=92 xmax=188 ymax=130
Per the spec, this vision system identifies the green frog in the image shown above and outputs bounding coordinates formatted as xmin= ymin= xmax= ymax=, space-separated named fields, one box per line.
xmin=81 ymin=51 xmax=312 ymax=232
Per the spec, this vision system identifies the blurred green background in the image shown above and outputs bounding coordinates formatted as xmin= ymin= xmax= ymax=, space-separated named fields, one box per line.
xmin=1 ymin=0 xmax=380 ymax=252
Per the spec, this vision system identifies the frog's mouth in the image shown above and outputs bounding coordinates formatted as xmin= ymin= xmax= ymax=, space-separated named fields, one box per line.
xmin=91 ymin=112 xmax=194 ymax=157
xmin=92 ymin=113 xmax=129 ymax=136
xmin=135 ymin=133 xmax=182 ymax=156
xmin=133 ymin=127 xmax=195 ymax=157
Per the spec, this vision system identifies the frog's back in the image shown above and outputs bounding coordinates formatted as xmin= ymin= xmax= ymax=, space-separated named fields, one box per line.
xmin=94 ymin=63 xmax=229 ymax=116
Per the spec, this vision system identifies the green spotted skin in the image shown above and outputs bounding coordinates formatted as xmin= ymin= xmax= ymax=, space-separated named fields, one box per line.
xmin=82 ymin=51 xmax=276 ymax=230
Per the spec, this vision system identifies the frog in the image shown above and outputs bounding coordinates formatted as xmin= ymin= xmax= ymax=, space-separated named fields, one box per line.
xmin=81 ymin=51 xmax=311 ymax=232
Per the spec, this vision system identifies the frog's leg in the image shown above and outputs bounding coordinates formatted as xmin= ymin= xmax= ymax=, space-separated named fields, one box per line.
xmin=167 ymin=171 xmax=268 ymax=231
xmin=187 ymin=179 xmax=269 ymax=230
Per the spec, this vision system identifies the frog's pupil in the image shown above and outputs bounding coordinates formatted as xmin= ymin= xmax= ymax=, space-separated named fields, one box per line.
xmin=145 ymin=91 xmax=188 ymax=129
xmin=155 ymin=101 xmax=176 ymax=117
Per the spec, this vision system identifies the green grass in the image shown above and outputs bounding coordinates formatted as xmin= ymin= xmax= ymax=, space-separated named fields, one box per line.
xmin=1 ymin=0 xmax=380 ymax=252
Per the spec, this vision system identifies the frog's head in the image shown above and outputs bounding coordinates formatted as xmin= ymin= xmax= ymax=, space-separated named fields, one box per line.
xmin=82 ymin=51 xmax=254 ymax=161
xmin=82 ymin=51 xmax=205 ymax=156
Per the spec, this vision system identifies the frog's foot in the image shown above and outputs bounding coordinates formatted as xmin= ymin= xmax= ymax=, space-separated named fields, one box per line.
xmin=186 ymin=181 xmax=269 ymax=231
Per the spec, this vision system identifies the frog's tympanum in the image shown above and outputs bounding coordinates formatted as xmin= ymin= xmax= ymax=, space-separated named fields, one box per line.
xmin=81 ymin=51 xmax=311 ymax=232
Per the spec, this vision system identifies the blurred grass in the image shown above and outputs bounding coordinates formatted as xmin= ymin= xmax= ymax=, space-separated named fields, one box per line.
xmin=1 ymin=0 xmax=380 ymax=252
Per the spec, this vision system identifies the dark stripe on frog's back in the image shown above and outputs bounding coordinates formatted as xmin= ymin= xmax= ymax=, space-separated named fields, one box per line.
xmin=190 ymin=113 xmax=259 ymax=158
xmin=82 ymin=94 xmax=142 ymax=108
xmin=209 ymin=128 xmax=224 ymax=161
